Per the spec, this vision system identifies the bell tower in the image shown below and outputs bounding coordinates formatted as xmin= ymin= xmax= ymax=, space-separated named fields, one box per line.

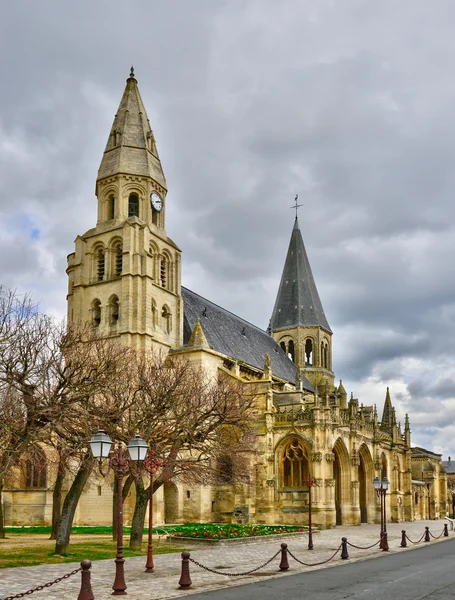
xmin=67 ymin=68 xmax=183 ymax=351
xmin=270 ymin=216 xmax=334 ymax=388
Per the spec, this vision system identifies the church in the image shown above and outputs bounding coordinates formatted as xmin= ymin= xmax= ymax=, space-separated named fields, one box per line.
xmin=3 ymin=70 xmax=448 ymax=528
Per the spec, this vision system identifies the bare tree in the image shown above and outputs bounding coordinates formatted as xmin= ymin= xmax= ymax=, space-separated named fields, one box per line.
xmin=104 ymin=351 xmax=256 ymax=549
xmin=0 ymin=286 xmax=130 ymax=539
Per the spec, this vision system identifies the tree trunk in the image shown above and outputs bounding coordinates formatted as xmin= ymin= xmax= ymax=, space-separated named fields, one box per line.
xmin=0 ymin=479 xmax=5 ymax=539
xmin=129 ymin=477 xmax=149 ymax=550
xmin=50 ymin=455 xmax=66 ymax=540
xmin=54 ymin=458 xmax=93 ymax=555
xmin=112 ymin=474 xmax=133 ymax=542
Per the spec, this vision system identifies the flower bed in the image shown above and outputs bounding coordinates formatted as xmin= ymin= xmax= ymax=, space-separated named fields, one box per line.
xmin=152 ymin=523 xmax=308 ymax=540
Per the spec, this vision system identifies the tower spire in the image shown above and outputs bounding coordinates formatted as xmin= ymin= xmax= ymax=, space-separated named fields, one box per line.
xmin=96 ymin=70 xmax=166 ymax=193
xmin=269 ymin=215 xmax=333 ymax=389
xmin=270 ymin=217 xmax=331 ymax=332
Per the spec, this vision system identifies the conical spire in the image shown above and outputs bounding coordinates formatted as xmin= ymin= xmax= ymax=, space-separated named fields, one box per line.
xmin=96 ymin=68 xmax=166 ymax=191
xmin=270 ymin=217 xmax=331 ymax=332
xmin=380 ymin=387 xmax=394 ymax=433
xmin=337 ymin=379 xmax=347 ymax=408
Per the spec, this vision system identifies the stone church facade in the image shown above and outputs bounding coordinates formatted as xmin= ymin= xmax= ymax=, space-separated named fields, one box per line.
xmin=3 ymin=70 xmax=447 ymax=528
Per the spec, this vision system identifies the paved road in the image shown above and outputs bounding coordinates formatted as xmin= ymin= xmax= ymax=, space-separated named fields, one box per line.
xmin=187 ymin=537 xmax=455 ymax=600
xmin=0 ymin=520 xmax=450 ymax=599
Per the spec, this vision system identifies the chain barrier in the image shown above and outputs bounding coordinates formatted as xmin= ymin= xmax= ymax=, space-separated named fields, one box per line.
xmin=346 ymin=538 xmax=381 ymax=550
xmin=188 ymin=548 xmax=281 ymax=577
xmin=405 ymin=532 xmax=426 ymax=544
xmin=287 ymin=543 xmax=342 ymax=567
xmin=429 ymin=528 xmax=445 ymax=540
xmin=2 ymin=567 xmax=82 ymax=600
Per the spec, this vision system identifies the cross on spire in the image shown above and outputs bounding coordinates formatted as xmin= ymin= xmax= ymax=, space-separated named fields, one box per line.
xmin=291 ymin=194 xmax=303 ymax=218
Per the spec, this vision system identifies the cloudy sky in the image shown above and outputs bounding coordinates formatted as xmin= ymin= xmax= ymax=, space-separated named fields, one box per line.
xmin=1 ymin=0 xmax=455 ymax=458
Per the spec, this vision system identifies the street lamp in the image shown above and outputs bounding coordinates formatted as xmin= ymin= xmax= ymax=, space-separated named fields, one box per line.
xmin=90 ymin=430 xmax=148 ymax=596
xmin=143 ymin=449 xmax=163 ymax=572
xmin=373 ymin=476 xmax=389 ymax=551
xmin=303 ymin=475 xmax=315 ymax=550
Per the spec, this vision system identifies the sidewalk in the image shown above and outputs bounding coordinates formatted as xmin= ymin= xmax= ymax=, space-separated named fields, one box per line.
xmin=0 ymin=520 xmax=450 ymax=600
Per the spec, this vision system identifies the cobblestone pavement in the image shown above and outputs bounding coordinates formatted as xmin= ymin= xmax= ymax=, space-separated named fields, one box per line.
xmin=0 ymin=520 xmax=451 ymax=600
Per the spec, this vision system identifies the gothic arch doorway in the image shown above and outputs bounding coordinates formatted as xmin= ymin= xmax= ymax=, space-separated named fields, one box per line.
xmin=334 ymin=452 xmax=342 ymax=525
xmin=332 ymin=438 xmax=350 ymax=526
xmin=359 ymin=456 xmax=367 ymax=523
xmin=359 ymin=444 xmax=374 ymax=523
xmin=164 ymin=482 xmax=179 ymax=523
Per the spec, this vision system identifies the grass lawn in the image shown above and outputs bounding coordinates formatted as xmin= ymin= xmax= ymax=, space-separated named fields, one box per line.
xmin=1 ymin=523 xmax=308 ymax=568
xmin=0 ymin=535 xmax=183 ymax=569
xmin=5 ymin=523 xmax=309 ymax=540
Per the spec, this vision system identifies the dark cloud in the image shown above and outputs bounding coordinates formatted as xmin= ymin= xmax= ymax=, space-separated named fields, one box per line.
xmin=1 ymin=0 xmax=455 ymax=455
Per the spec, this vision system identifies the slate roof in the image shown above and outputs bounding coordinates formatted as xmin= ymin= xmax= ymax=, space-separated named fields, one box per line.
xmin=270 ymin=217 xmax=331 ymax=332
xmin=411 ymin=446 xmax=443 ymax=459
xmin=442 ymin=460 xmax=455 ymax=474
xmin=182 ymin=287 xmax=314 ymax=392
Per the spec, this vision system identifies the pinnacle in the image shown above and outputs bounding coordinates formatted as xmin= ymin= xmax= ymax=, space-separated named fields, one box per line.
xmin=187 ymin=318 xmax=209 ymax=349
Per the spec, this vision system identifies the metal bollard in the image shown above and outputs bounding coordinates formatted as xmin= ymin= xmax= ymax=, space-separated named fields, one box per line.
xmin=424 ymin=526 xmax=430 ymax=542
xmin=444 ymin=523 xmax=449 ymax=537
xmin=77 ymin=560 xmax=95 ymax=600
xmin=341 ymin=537 xmax=349 ymax=560
xmin=279 ymin=543 xmax=289 ymax=571
xmin=400 ymin=530 xmax=407 ymax=548
xmin=178 ymin=551 xmax=192 ymax=589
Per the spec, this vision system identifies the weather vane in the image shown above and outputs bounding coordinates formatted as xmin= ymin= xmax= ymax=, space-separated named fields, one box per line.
xmin=291 ymin=194 xmax=302 ymax=218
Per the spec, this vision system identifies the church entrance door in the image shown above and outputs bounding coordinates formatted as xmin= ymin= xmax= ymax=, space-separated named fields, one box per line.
xmin=359 ymin=457 xmax=367 ymax=523
xmin=164 ymin=482 xmax=179 ymax=523
xmin=334 ymin=453 xmax=342 ymax=525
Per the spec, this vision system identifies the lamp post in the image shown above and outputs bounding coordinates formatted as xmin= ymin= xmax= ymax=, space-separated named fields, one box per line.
xmin=373 ymin=476 xmax=389 ymax=551
xmin=303 ymin=475 xmax=315 ymax=550
xmin=143 ymin=449 xmax=162 ymax=573
xmin=90 ymin=431 xmax=148 ymax=596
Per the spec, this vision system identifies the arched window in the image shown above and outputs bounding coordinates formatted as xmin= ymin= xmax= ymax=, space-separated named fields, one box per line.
xmin=151 ymin=299 xmax=157 ymax=327
xmin=109 ymin=195 xmax=115 ymax=220
xmin=162 ymin=305 xmax=172 ymax=334
xmin=282 ymin=439 xmax=309 ymax=489
xmin=97 ymin=248 xmax=105 ymax=281
xmin=128 ymin=193 xmax=139 ymax=218
xmin=23 ymin=447 xmax=47 ymax=488
xmin=381 ymin=454 xmax=388 ymax=481
xmin=109 ymin=296 xmax=119 ymax=325
xmin=288 ymin=339 xmax=295 ymax=362
xmin=160 ymin=256 xmax=167 ymax=288
xmin=114 ymin=242 xmax=123 ymax=276
xmin=280 ymin=341 xmax=286 ymax=353
xmin=305 ymin=338 xmax=313 ymax=366
xmin=92 ymin=299 xmax=101 ymax=327
xmin=149 ymin=243 xmax=159 ymax=279
xmin=321 ymin=342 xmax=325 ymax=367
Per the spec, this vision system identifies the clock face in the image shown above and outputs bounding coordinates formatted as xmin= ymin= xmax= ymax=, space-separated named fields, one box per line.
xmin=150 ymin=192 xmax=163 ymax=212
